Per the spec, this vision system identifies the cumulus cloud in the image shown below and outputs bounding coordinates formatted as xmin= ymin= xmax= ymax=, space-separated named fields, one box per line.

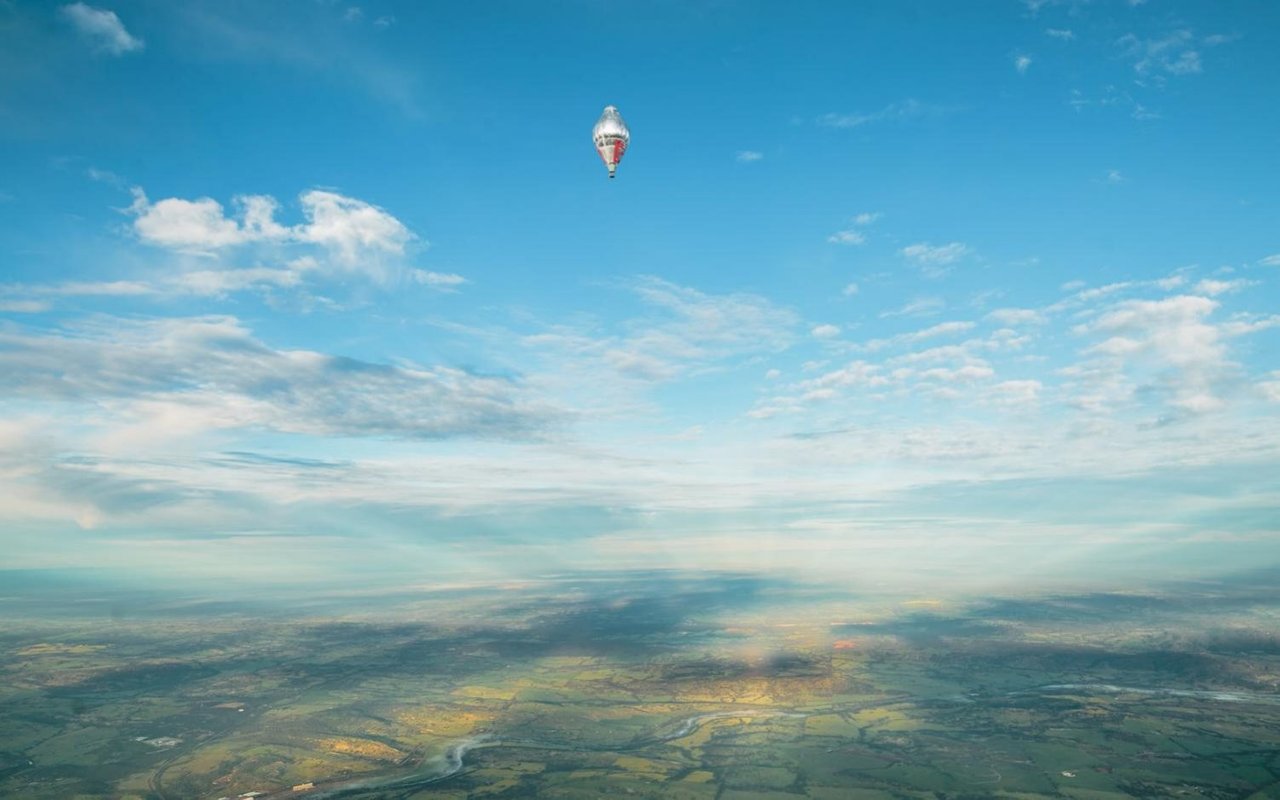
xmin=1015 ymin=54 xmax=1033 ymax=73
xmin=735 ymin=150 xmax=764 ymax=163
xmin=132 ymin=188 xmax=411 ymax=259
xmin=0 ymin=317 xmax=559 ymax=441
xmin=811 ymin=324 xmax=841 ymax=339
xmin=129 ymin=187 xmax=419 ymax=282
xmin=853 ymin=212 xmax=881 ymax=226
xmin=133 ymin=195 xmax=275 ymax=249
xmin=294 ymin=190 xmax=413 ymax=263
xmin=60 ymin=2 xmax=143 ymax=55
xmin=1075 ymin=295 xmax=1229 ymax=414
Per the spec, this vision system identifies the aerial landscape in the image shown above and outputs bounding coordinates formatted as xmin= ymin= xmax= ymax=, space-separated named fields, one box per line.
xmin=2 ymin=1 xmax=1278 ymax=798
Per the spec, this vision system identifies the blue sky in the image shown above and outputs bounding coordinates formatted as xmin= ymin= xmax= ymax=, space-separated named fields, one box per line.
xmin=1 ymin=0 xmax=1278 ymax=592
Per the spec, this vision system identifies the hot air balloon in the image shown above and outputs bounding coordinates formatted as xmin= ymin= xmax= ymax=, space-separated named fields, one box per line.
xmin=592 ymin=105 xmax=630 ymax=179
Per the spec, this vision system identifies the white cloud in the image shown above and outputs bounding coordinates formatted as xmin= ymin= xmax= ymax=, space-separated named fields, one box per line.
xmin=986 ymin=308 xmax=1045 ymax=326
xmin=134 ymin=196 xmax=254 ymax=249
xmin=842 ymin=282 xmax=860 ymax=297
xmin=811 ymin=324 xmax=841 ymax=339
xmin=1046 ymin=28 xmax=1075 ymax=41
xmin=131 ymin=187 xmax=416 ymax=276
xmin=1118 ymin=30 xmax=1203 ymax=77
xmin=1104 ymin=169 xmax=1126 ymax=184
xmin=918 ymin=364 xmax=995 ymax=383
xmin=1193 ymin=278 xmax=1250 ymax=297
xmin=859 ymin=321 xmax=976 ymax=353
xmin=1259 ymin=254 xmax=1280 ymax=267
xmin=988 ymin=379 xmax=1043 ymax=408
xmin=900 ymin=242 xmax=970 ymax=276
xmin=1015 ymin=54 xmax=1033 ymax=73
xmin=0 ymin=300 xmax=51 ymax=313
xmin=827 ymin=230 xmax=866 ymax=246
xmin=529 ymin=277 xmax=800 ymax=395
xmin=817 ymin=99 xmax=940 ymax=129
xmin=735 ymin=150 xmax=764 ymax=163
xmin=172 ymin=267 xmax=304 ymax=296
xmin=881 ymin=296 xmax=945 ymax=318
xmin=853 ymin=212 xmax=881 ymax=226
xmin=0 ymin=316 xmax=559 ymax=441
xmin=412 ymin=270 xmax=467 ymax=289
xmin=60 ymin=2 xmax=143 ymax=55
xmin=1261 ymin=372 xmax=1280 ymax=404
xmin=294 ymin=190 xmax=414 ymax=264
xmin=901 ymin=242 xmax=969 ymax=265
xmin=1165 ymin=50 xmax=1202 ymax=75
xmin=1076 ymin=295 xmax=1227 ymax=414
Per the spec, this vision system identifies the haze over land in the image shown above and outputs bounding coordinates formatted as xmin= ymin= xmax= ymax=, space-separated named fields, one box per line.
xmin=1 ymin=1 xmax=1279 ymax=798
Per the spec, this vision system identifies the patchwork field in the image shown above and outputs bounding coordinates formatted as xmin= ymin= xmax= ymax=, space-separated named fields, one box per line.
xmin=2 ymin=572 xmax=1278 ymax=799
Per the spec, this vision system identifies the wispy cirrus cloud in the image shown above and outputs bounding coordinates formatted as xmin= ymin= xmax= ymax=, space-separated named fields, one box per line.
xmin=826 ymin=230 xmax=865 ymax=246
xmin=0 ymin=315 xmax=561 ymax=442
xmin=817 ymin=99 xmax=946 ymax=129
xmin=1118 ymin=30 xmax=1205 ymax=78
xmin=60 ymin=2 xmax=143 ymax=55
xmin=521 ymin=277 xmax=800 ymax=396
xmin=881 ymin=296 xmax=945 ymax=318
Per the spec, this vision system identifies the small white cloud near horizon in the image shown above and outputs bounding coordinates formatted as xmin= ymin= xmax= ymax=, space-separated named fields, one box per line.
xmin=736 ymin=151 xmax=764 ymax=163
xmin=60 ymin=3 xmax=143 ymax=55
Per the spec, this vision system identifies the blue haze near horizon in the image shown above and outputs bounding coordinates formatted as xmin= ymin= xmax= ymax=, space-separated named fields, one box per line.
xmin=1 ymin=0 xmax=1278 ymax=595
